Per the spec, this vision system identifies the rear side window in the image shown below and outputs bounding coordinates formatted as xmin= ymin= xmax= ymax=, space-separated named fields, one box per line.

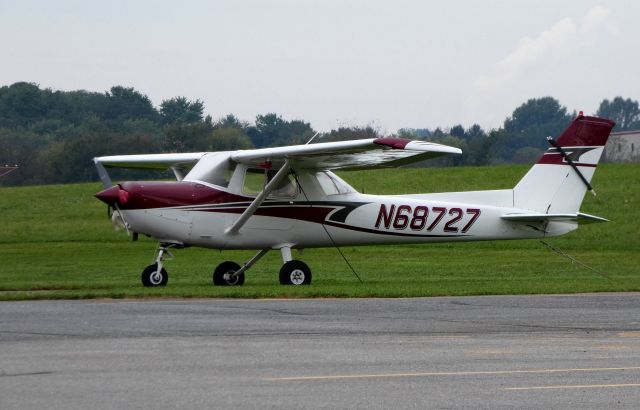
xmin=315 ymin=171 xmax=355 ymax=195
xmin=242 ymin=168 xmax=298 ymax=198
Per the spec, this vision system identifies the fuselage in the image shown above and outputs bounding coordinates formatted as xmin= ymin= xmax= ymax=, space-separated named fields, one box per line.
xmin=96 ymin=172 xmax=575 ymax=251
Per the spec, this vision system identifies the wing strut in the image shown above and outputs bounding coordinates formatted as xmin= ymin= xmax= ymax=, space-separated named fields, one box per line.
xmin=225 ymin=160 xmax=292 ymax=235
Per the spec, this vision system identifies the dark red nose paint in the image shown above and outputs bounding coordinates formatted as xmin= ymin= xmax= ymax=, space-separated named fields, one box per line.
xmin=117 ymin=189 xmax=130 ymax=204
xmin=95 ymin=185 xmax=122 ymax=206
xmin=95 ymin=181 xmax=250 ymax=210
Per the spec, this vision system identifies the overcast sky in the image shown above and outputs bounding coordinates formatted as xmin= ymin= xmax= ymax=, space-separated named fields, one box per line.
xmin=1 ymin=0 xmax=638 ymax=133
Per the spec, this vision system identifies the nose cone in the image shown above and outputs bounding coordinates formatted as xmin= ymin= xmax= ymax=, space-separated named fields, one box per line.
xmin=95 ymin=185 xmax=122 ymax=206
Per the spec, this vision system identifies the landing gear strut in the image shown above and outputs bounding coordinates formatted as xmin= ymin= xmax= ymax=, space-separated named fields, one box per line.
xmin=212 ymin=249 xmax=269 ymax=286
xmin=210 ymin=247 xmax=313 ymax=286
xmin=140 ymin=244 xmax=173 ymax=287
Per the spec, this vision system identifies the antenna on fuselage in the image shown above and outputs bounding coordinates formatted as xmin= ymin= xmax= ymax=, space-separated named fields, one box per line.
xmin=305 ymin=132 xmax=321 ymax=145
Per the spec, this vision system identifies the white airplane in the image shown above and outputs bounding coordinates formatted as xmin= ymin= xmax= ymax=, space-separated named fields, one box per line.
xmin=94 ymin=114 xmax=615 ymax=287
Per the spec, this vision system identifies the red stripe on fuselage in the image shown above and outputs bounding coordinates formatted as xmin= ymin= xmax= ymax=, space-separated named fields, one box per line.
xmin=200 ymin=205 xmax=336 ymax=224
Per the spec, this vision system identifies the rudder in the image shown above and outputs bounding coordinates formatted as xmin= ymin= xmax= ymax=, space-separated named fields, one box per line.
xmin=513 ymin=114 xmax=615 ymax=214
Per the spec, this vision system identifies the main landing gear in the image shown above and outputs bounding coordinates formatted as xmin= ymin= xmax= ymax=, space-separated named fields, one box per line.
xmin=139 ymin=244 xmax=313 ymax=287
xmin=211 ymin=247 xmax=312 ymax=286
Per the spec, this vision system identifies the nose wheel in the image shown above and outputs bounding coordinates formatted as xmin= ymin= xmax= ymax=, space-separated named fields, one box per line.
xmin=141 ymin=263 xmax=168 ymax=287
xmin=141 ymin=243 xmax=173 ymax=287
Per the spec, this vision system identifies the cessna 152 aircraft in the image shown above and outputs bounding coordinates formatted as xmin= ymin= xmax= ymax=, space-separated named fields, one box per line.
xmin=94 ymin=114 xmax=614 ymax=287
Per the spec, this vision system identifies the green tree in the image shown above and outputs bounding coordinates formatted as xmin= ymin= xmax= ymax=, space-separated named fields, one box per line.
xmin=160 ymin=97 xmax=204 ymax=126
xmin=0 ymin=82 xmax=48 ymax=128
xmin=104 ymin=86 xmax=159 ymax=124
xmin=501 ymin=97 xmax=574 ymax=161
xmin=214 ymin=114 xmax=248 ymax=130
xmin=462 ymin=124 xmax=492 ymax=165
xmin=38 ymin=131 xmax=163 ymax=184
xmin=450 ymin=125 xmax=465 ymax=139
xmin=596 ymin=97 xmax=640 ymax=131
xmin=209 ymin=114 xmax=253 ymax=151
xmin=209 ymin=127 xmax=253 ymax=151
xmin=324 ymin=126 xmax=379 ymax=142
xmin=247 ymin=113 xmax=315 ymax=147
xmin=162 ymin=122 xmax=213 ymax=152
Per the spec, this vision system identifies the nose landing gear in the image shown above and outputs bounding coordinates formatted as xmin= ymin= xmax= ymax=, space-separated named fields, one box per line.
xmin=141 ymin=263 xmax=168 ymax=287
xmin=140 ymin=243 xmax=174 ymax=287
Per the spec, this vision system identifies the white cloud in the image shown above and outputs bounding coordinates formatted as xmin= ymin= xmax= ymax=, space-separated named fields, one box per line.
xmin=467 ymin=6 xmax=611 ymax=127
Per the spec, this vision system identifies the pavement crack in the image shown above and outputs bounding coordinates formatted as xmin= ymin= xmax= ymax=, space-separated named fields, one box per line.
xmin=0 ymin=371 xmax=55 ymax=377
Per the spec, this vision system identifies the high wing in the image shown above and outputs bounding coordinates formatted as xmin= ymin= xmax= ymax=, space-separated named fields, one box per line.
xmin=93 ymin=152 xmax=207 ymax=187
xmin=93 ymin=137 xmax=460 ymax=188
xmin=231 ymin=137 xmax=461 ymax=170
xmin=94 ymin=152 xmax=207 ymax=169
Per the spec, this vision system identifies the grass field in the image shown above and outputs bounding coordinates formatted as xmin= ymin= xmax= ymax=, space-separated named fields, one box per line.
xmin=0 ymin=164 xmax=638 ymax=300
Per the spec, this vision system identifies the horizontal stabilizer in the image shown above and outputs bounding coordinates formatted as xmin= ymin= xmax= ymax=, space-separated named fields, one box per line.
xmin=501 ymin=212 xmax=608 ymax=224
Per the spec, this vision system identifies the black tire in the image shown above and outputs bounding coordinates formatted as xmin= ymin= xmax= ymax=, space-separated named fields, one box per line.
xmin=213 ymin=261 xmax=245 ymax=286
xmin=279 ymin=260 xmax=312 ymax=285
xmin=141 ymin=263 xmax=168 ymax=287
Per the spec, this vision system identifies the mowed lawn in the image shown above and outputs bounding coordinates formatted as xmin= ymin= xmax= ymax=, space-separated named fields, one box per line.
xmin=0 ymin=164 xmax=638 ymax=300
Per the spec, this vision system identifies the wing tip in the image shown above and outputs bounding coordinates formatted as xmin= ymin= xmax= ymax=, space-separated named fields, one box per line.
xmin=373 ymin=137 xmax=411 ymax=149
xmin=374 ymin=138 xmax=462 ymax=154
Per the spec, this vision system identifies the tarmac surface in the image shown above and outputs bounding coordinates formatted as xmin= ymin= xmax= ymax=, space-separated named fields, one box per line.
xmin=1 ymin=294 xmax=640 ymax=409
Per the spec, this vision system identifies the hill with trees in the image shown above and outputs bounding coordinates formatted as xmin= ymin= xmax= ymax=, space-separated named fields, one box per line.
xmin=0 ymin=81 xmax=637 ymax=186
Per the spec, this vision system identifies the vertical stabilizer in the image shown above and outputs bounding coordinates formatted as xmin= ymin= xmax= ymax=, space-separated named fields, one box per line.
xmin=513 ymin=114 xmax=615 ymax=213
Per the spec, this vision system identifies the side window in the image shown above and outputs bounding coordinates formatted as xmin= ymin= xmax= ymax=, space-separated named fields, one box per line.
xmin=242 ymin=168 xmax=298 ymax=198
xmin=316 ymin=171 xmax=340 ymax=195
xmin=315 ymin=171 xmax=356 ymax=195
xmin=242 ymin=168 xmax=266 ymax=195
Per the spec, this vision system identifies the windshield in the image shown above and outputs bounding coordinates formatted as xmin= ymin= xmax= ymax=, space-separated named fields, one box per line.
xmin=185 ymin=153 xmax=235 ymax=188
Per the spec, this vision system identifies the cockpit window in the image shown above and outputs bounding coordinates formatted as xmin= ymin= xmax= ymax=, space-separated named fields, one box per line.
xmin=315 ymin=171 xmax=356 ymax=195
xmin=242 ymin=168 xmax=298 ymax=198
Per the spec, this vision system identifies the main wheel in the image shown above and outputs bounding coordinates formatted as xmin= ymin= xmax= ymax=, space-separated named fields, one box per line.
xmin=141 ymin=263 xmax=168 ymax=287
xmin=213 ymin=261 xmax=245 ymax=286
xmin=279 ymin=260 xmax=312 ymax=285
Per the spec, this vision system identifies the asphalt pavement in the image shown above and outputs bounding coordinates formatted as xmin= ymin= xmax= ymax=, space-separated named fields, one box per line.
xmin=2 ymin=294 xmax=640 ymax=409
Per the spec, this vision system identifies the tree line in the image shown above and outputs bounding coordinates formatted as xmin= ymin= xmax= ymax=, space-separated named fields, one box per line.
xmin=0 ymin=82 xmax=638 ymax=186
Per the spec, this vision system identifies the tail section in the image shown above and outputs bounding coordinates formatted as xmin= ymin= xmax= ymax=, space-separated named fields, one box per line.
xmin=513 ymin=114 xmax=615 ymax=214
